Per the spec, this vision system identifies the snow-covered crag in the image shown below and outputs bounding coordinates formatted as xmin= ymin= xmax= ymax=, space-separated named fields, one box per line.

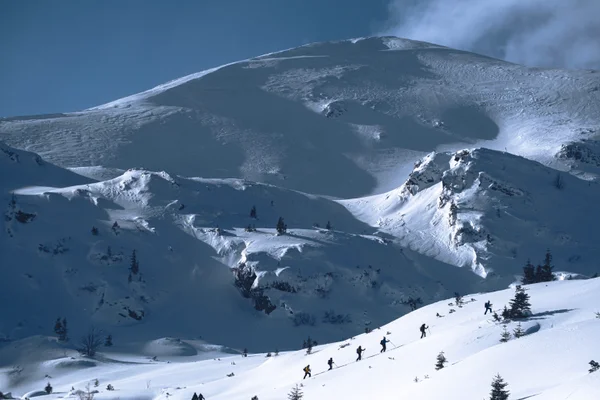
xmin=1 ymin=36 xmax=599 ymax=357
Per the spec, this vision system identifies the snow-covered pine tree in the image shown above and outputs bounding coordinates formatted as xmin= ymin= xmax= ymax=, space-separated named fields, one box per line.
xmin=513 ymin=322 xmax=525 ymax=338
xmin=590 ymin=360 xmax=600 ymax=373
xmin=509 ymin=285 xmax=531 ymax=318
xmin=435 ymin=351 xmax=447 ymax=370
xmin=130 ymin=250 xmax=139 ymax=275
xmin=521 ymin=259 xmax=536 ymax=284
xmin=500 ymin=325 xmax=511 ymax=343
xmin=287 ymin=385 xmax=303 ymax=400
xmin=490 ymin=374 xmax=510 ymax=400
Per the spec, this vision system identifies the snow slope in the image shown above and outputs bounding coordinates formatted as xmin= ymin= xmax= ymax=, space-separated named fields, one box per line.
xmin=2 ymin=279 xmax=599 ymax=399
xmin=1 ymin=37 xmax=599 ymax=197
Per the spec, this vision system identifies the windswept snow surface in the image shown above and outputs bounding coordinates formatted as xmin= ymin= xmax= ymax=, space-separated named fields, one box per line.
xmin=2 ymin=279 xmax=599 ymax=399
xmin=1 ymin=37 xmax=599 ymax=197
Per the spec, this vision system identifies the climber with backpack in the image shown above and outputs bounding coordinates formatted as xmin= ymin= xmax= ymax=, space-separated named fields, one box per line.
xmin=420 ymin=323 xmax=428 ymax=338
xmin=356 ymin=345 xmax=365 ymax=361
xmin=380 ymin=336 xmax=389 ymax=352
xmin=327 ymin=357 xmax=334 ymax=370
xmin=484 ymin=300 xmax=493 ymax=315
xmin=303 ymin=365 xmax=311 ymax=379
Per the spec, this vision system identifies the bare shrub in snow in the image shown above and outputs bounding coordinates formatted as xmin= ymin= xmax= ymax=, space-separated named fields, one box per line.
xmin=76 ymin=383 xmax=96 ymax=400
xmin=322 ymin=310 xmax=351 ymax=324
xmin=78 ymin=327 xmax=104 ymax=357
xmin=292 ymin=312 xmax=316 ymax=327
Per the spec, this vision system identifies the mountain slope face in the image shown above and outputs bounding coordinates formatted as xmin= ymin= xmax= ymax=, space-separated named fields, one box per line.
xmin=1 ymin=37 xmax=599 ymax=197
xmin=341 ymin=147 xmax=600 ymax=283
xmin=3 ymin=279 xmax=599 ymax=400
xmin=1 ymin=37 xmax=599 ymax=353
xmin=0 ymin=141 xmax=486 ymax=350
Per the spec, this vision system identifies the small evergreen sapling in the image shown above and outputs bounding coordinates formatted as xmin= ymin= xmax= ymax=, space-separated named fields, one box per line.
xmin=104 ymin=334 xmax=113 ymax=347
xmin=287 ymin=385 xmax=303 ymax=400
xmin=325 ymin=220 xmax=332 ymax=230
xmin=435 ymin=351 xmax=447 ymax=370
xmin=490 ymin=374 xmax=510 ymax=400
xmin=513 ymin=322 xmax=525 ymax=338
xmin=500 ymin=325 xmax=511 ymax=343
xmin=45 ymin=383 xmax=53 ymax=394
xmin=250 ymin=206 xmax=257 ymax=219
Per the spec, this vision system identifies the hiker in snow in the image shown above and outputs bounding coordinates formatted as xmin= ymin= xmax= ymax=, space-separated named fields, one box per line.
xmin=420 ymin=323 xmax=428 ymax=339
xmin=380 ymin=337 xmax=389 ymax=353
xmin=303 ymin=365 xmax=311 ymax=379
xmin=356 ymin=346 xmax=365 ymax=361
xmin=484 ymin=300 xmax=492 ymax=315
xmin=328 ymin=357 xmax=334 ymax=370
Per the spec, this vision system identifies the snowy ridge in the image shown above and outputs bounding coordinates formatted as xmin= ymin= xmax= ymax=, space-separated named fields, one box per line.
xmin=342 ymin=148 xmax=600 ymax=283
xmin=2 ymin=279 xmax=599 ymax=399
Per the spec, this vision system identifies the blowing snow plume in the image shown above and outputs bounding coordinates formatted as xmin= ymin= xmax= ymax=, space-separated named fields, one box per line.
xmin=381 ymin=0 xmax=600 ymax=70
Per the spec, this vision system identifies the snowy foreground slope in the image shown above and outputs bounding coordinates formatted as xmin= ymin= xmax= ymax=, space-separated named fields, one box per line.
xmin=2 ymin=279 xmax=599 ymax=399
xmin=1 ymin=37 xmax=599 ymax=197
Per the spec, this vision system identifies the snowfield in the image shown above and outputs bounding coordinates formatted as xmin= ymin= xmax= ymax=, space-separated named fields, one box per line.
xmin=1 ymin=36 xmax=600 ymax=398
xmin=1 ymin=279 xmax=599 ymax=400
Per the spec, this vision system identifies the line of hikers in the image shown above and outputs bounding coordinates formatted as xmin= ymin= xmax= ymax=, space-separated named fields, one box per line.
xmin=302 ymin=324 xmax=433 ymax=378
xmin=302 ymin=299 xmax=494 ymax=379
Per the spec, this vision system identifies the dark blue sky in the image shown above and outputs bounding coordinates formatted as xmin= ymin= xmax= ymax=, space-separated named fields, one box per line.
xmin=1 ymin=0 xmax=389 ymax=117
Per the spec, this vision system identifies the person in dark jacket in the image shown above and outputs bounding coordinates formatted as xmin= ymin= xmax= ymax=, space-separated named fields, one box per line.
xmin=327 ymin=357 xmax=334 ymax=370
xmin=380 ymin=337 xmax=389 ymax=352
xmin=484 ymin=300 xmax=493 ymax=314
xmin=356 ymin=346 xmax=365 ymax=361
xmin=420 ymin=323 xmax=428 ymax=338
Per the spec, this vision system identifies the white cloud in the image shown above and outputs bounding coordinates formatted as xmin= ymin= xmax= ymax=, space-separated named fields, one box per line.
xmin=380 ymin=0 xmax=600 ymax=69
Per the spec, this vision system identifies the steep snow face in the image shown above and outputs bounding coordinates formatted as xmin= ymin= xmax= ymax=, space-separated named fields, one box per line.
xmin=2 ymin=279 xmax=599 ymax=400
xmin=341 ymin=148 xmax=600 ymax=283
xmin=1 ymin=144 xmax=489 ymax=351
xmin=2 ymin=37 xmax=599 ymax=197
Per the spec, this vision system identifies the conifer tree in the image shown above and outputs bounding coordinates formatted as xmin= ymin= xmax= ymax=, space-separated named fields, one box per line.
xmin=61 ymin=318 xmax=68 ymax=341
xmin=490 ymin=374 xmax=510 ymax=400
xmin=250 ymin=206 xmax=257 ymax=219
xmin=538 ymin=249 xmax=556 ymax=282
xmin=509 ymin=285 xmax=531 ymax=318
xmin=105 ymin=334 xmax=113 ymax=347
xmin=512 ymin=322 xmax=525 ymax=338
xmin=45 ymin=383 xmax=53 ymax=394
xmin=500 ymin=325 xmax=511 ymax=343
xmin=130 ymin=250 xmax=139 ymax=275
xmin=521 ymin=259 xmax=536 ymax=284
xmin=276 ymin=217 xmax=287 ymax=235
xmin=287 ymin=385 xmax=303 ymax=400
xmin=326 ymin=220 xmax=332 ymax=230
xmin=435 ymin=351 xmax=447 ymax=370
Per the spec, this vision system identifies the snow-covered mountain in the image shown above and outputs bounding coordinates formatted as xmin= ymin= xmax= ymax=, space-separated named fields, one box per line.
xmin=1 ymin=37 xmax=599 ymax=197
xmin=1 ymin=36 xmax=599 ymax=374
xmin=2 ymin=279 xmax=599 ymax=399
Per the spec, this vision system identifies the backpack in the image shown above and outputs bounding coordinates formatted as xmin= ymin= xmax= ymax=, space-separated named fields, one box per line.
xmin=304 ymin=366 xmax=309 ymax=372
xmin=380 ymin=339 xmax=385 ymax=345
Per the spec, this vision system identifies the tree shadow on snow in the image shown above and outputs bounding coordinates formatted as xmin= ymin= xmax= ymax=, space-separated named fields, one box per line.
xmin=525 ymin=308 xmax=575 ymax=321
